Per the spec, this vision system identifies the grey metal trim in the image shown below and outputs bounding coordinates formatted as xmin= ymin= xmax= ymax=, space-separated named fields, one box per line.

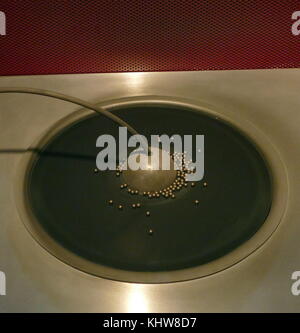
xmin=13 ymin=95 xmax=289 ymax=283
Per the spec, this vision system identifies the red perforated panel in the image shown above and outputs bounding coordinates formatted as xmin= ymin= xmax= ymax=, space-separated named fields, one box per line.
xmin=0 ymin=0 xmax=300 ymax=75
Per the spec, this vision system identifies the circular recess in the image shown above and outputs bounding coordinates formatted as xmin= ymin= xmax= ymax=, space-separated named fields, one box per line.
xmin=15 ymin=99 xmax=287 ymax=283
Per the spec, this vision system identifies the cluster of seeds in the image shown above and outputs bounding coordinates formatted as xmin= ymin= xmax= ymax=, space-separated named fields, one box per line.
xmin=116 ymin=151 xmax=200 ymax=200
xmin=95 ymin=152 xmax=208 ymax=220
xmin=127 ymin=188 xmax=139 ymax=195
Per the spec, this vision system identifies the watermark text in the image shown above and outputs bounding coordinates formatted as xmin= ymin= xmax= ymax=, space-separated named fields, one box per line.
xmin=0 ymin=271 xmax=6 ymax=295
xmin=0 ymin=11 xmax=6 ymax=36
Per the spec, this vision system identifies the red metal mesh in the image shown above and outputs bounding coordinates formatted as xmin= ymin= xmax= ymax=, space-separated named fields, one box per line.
xmin=0 ymin=0 xmax=299 ymax=75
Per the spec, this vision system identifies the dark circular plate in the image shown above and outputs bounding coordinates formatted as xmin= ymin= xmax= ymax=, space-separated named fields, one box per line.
xmin=27 ymin=106 xmax=272 ymax=272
